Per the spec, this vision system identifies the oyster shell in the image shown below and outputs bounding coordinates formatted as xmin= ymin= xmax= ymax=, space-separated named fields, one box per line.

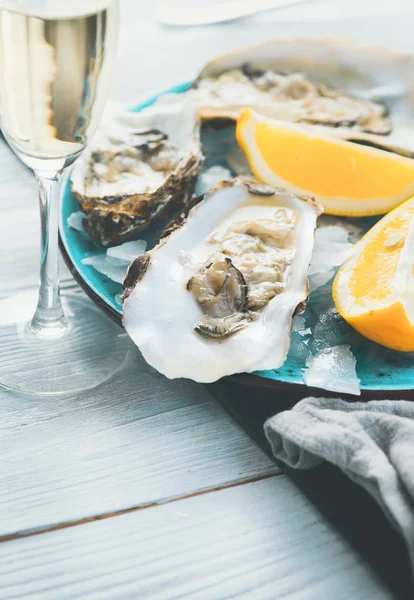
xmin=123 ymin=179 xmax=321 ymax=383
xmin=193 ymin=39 xmax=414 ymax=156
xmin=71 ymin=95 xmax=204 ymax=246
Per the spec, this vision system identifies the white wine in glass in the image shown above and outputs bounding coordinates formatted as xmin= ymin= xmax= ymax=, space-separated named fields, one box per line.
xmin=0 ymin=0 xmax=129 ymax=395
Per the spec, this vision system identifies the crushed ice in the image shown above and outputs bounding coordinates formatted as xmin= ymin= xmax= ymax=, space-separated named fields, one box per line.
xmin=195 ymin=165 xmax=232 ymax=196
xmin=226 ymin=145 xmax=253 ymax=176
xmin=303 ymin=284 xmax=361 ymax=394
xmin=304 ymin=344 xmax=361 ymax=396
xmin=292 ymin=315 xmax=306 ymax=332
xmin=81 ymin=255 xmax=127 ymax=284
xmin=115 ymin=293 xmax=123 ymax=306
xmin=107 ymin=239 xmax=147 ymax=263
xmin=81 ymin=239 xmax=147 ymax=284
xmin=67 ymin=211 xmax=88 ymax=233
xmin=308 ymin=216 xmax=363 ymax=292
xmin=298 ymin=216 xmax=364 ymax=394
xmin=312 ymin=305 xmax=353 ymax=349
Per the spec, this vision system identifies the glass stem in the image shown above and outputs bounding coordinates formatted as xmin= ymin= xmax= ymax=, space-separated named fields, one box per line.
xmin=30 ymin=170 xmax=67 ymax=338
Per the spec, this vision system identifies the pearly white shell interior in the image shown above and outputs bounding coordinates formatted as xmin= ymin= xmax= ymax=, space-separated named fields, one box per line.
xmin=123 ymin=181 xmax=318 ymax=383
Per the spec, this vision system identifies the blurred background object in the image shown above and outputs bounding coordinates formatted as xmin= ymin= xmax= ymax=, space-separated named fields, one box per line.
xmin=156 ymin=0 xmax=317 ymax=26
xmin=112 ymin=0 xmax=414 ymax=105
xmin=156 ymin=0 xmax=414 ymax=26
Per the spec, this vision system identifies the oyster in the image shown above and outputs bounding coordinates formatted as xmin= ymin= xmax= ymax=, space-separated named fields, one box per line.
xmin=195 ymin=67 xmax=391 ymax=135
xmin=123 ymin=179 xmax=321 ymax=383
xmin=193 ymin=39 xmax=414 ymax=156
xmin=71 ymin=95 xmax=204 ymax=246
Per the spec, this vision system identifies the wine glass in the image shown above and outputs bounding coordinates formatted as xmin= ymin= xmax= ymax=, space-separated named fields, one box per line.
xmin=0 ymin=0 xmax=130 ymax=395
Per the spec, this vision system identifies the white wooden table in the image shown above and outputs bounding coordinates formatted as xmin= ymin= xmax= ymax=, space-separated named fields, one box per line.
xmin=0 ymin=2 xmax=413 ymax=597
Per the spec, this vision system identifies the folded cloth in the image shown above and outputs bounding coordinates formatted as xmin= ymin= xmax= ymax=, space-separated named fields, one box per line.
xmin=264 ymin=397 xmax=414 ymax=570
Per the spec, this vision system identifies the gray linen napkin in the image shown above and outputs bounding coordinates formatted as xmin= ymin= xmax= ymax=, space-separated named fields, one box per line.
xmin=264 ymin=397 xmax=414 ymax=569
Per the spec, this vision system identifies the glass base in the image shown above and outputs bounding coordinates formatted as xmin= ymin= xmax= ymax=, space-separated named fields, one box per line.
xmin=0 ymin=291 xmax=130 ymax=396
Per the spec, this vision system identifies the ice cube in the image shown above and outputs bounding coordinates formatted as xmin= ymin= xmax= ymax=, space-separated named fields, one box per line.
xmin=81 ymin=255 xmax=128 ymax=284
xmin=105 ymin=254 xmax=127 ymax=267
xmin=195 ymin=165 xmax=232 ymax=196
xmin=308 ymin=279 xmax=335 ymax=317
xmin=309 ymin=231 xmax=353 ymax=275
xmin=288 ymin=332 xmax=312 ymax=364
xmin=227 ymin=146 xmax=253 ymax=177
xmin=308 ymin=217 xmax=363 ymax=279
xmin=318 ymin=215 xmax=363 ymax=240
xmin=304 ymin=344 xmax=360 ymax=395
xmin=308 ymin=270 xmax=335 ymax=293
xmin=313 ymin=305 xmax=354 ymax=350
xmin=315 ymin=224 xmax=349 ymax=244
xmin=292 ymin=315 xmax=306 ymax=332
xmin=107 ymin=239 xmax=147 ymax=264
xmin=67 ymin=211 xmax=87 ymax=233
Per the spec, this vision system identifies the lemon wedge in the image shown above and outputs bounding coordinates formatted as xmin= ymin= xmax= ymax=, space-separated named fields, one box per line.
xmin=236 ymin=108 xmax=414 ymax=217
xmin=333 ymin=197 xmax=414 ymax=351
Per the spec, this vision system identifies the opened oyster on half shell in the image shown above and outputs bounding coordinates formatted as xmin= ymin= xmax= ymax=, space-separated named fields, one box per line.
xmin=71 ymin=95 xmax=204 ymax=246
xmin=192 ymin=39 xmax=414 ymax=157
xmin=123 ymin=179 xmax=321 ymax=383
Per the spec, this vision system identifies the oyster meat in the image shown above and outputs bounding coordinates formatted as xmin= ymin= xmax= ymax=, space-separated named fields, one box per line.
xmin=187 ymin=257 xmax=251 ymax=340
xmin=194 ymin=67 xmax=391 ymax=135
xmin=193 ymin=39 xmax=414 ymax=156
xmin=71 ymin=95 xmax=204 ymax=246
xmin=123 ymin=179 xmax=321 ymax=383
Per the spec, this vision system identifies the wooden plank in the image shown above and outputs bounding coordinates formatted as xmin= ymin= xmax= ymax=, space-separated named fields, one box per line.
xmin=0 ymin=65 xmax=278 ymax=540
xmin=211 ymin=379 xmax=413 ymax=599
xmin=0 ymin=80 xmax=276 ymax=541
xmin=0 ymin=477 xmax=401 ymax=600
xmin=0 ymin=349 xmax=277 ymax=538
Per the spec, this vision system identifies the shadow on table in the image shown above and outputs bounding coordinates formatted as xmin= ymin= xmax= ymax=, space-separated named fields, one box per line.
xmin=207 ymin=379 xmax=413 ymax=600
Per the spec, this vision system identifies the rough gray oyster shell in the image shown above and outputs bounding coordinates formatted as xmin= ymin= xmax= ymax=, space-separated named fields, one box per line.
xmin=71 ymin=95 xmax=204 ymax=246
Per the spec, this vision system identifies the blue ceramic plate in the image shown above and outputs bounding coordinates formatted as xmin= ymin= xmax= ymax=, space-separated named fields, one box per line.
xmin=59 ymin=83 xmax=414 ymax=396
